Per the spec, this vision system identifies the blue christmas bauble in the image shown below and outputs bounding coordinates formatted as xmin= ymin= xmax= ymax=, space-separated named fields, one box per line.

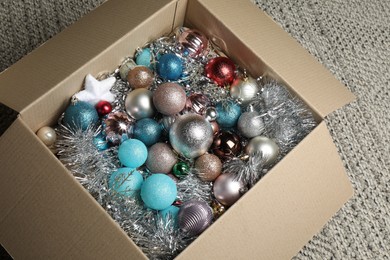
xmin=135 ymin=48 xmax=153 ymax=69
xmin=215 ymin=100 xmax=241 ymax=128
xmin=159 ymin=205 xmax=180 ymax=226
xmin=93 ymin=133 xmax=109 ymax=151
xmin=63 ymin=101 xmax=99 ymax=131
xmin=118 ymin=139 xmax=148 ymax=168
xmin=141 ymin=174 xmax=177 ymax=210
xmin=133 ymin=118 xmax=162 ymax=146
xmin=157 ymin=53 xmax=183 ymax=80
xmin=108 ymin=167 xmax=144 ymax=197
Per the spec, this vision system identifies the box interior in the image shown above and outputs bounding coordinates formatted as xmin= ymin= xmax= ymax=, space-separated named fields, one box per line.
xmin=0 ymin=0 xmax=355 ymax=259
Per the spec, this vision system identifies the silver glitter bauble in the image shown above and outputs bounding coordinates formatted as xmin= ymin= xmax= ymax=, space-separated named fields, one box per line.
xmin=237 ymin=111 xmax=265 ymax=138
xmin=178 ymin=200 xmax=213 ymax=236
xmin=169 ymin=113 xmax=214 ymax=159
xmin=146 ymin=143 xmax=178 ymax=173
xmin=213 ymin=173 xmax=246 ymax=206
xmin=230 ymin=76 xmax=260 ymax=105
xmin=245 ymin=136 xmax=279 ymax=165
xmin=125 ymin=88 xmax=155 ymax=120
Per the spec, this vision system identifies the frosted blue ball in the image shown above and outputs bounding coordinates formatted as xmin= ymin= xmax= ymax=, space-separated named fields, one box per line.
xmin=63 ymin=101 xmax=99 ymax=131
xmin=157 ymin=53 xmax=183 ymax=80
xmin=215 ymin=101 xmax=241 ymax=128
xmin=159 ymin=205 xmax=180 ymax=226
xmin=135 ymin=48 xmax=153 ymax=69
xmin=141 ymin=174 xmax=177 ymax=210
xmin=93 ymin=133 xmax=109 ymax=151
xmin=108 ymin=168 xmax=143 ymax=197
xmin=133 ymin=118 xmax=162 ymax=146
xmin=118 ymin=139 xmax=148 ymax=168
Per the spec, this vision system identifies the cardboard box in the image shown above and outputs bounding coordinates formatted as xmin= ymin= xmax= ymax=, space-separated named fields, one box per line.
xmin=0 ymin=0 xmax=355 ymax=259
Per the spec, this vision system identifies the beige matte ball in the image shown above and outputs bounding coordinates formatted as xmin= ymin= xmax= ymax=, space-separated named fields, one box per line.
xmin=36 ymin=126 xmax=56 ymax=146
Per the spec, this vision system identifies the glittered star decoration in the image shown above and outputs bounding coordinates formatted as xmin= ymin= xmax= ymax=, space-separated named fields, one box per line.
xmin=74 ymin=74 xmax=116 ymax=105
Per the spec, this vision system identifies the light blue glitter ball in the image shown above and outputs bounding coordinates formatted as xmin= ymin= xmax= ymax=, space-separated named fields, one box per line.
xmin=108 ymin=168 xmax=143 ymax=197
xmin=157 ymin=53 xmax=183 ymax=81
xmin=215 ymin=101 xmax=241 ymax=128
xmin=159 ymin=205 xmax=180 ymax=226
xmin=135 ymin=48 xmax=153 ymax=69
xmin=141 ymin=174 xmax=177 ymax=210
xmin=118 ymin=139 xmax=148 ymax=168
xmin=93 ymin=133 xmax=109 ymax=151
xmin=133 ymin=118 xmax=162 ymax=146
xmin=63 ymin=101 xmax=99 ymax=131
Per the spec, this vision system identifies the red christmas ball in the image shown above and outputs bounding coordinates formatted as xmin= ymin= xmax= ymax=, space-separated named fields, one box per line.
xmin=95 ymin=100 xmax=113 ymax=116
xmin=205 ymin=57 xmax=236 ymax=87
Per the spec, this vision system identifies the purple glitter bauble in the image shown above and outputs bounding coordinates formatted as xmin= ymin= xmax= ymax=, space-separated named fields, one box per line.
xmin=104 ymin=111 xmax=134 ymax=144
xmin=178 ymin=200 xmax=213 ymax=236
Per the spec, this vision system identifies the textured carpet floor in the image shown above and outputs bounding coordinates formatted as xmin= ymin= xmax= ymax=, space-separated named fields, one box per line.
xmin=1 ymin=0 xmax=389 ymax=259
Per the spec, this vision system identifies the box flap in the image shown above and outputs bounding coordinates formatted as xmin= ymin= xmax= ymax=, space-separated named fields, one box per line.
xmin=176 ymin=121 xmax=353 ymax=260
xmin=0 ymin=117 xmax=147 ymax=259
xmin=186 ymin=0 xmax=355 ymax=118
xmin=0 ymin=0 xmax=179 ymax=131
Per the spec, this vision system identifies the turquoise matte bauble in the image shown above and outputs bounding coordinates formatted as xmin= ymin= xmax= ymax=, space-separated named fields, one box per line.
xmin=136 ymin=48 xmax=153 ymax=69
xmin=141 ymin=174 xmax=177 ymax=210
xmin=63 ymin=101 xmax=99 ymax=131
xmin=215 ymin=100 xmax=241 ymax=128
xmin=108 ymin=168 xmax=143 ymax=197
xmin=118 ymin=139 xmax=148 ymax=168
xmin=157 ymin=53 xmax=183 ymax=81
xmin=133 ymin=118 xmax=162 ymax=146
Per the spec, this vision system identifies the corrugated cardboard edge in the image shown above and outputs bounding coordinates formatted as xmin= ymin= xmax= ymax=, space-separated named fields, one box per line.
xmin=177 ymin=121 xmax=353 ymax=260
xmin=185 ymin=0 xmax=356 ymax=119
xmin=0 ymin=0 xmax=178 ymax=132
xmin=0 ymin=117 xmax=147 ymax=259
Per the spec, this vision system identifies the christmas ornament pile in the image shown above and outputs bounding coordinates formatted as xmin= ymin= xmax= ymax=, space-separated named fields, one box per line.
xmin=40 ymin=27 xmax=316 ymax=259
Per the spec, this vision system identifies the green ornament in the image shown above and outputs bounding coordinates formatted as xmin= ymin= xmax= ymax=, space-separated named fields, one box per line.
xmin=172 ymin=162 xmax=190 ymax=178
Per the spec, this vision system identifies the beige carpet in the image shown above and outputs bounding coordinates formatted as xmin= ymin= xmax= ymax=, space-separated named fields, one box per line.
xmin=1 ymin=0 xmax=389 ymax=259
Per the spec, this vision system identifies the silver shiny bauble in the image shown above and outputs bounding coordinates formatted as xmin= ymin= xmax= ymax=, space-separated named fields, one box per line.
xmin=245 ymin=136 xmax=279 ymax=165
xmin=205 ymin=107 xmax=217 ymax=121
xmin=230 ymin=76 xmax=260 ymax=105
xmin=125 ymin=88 xmax=155 ymax=120
xmin=213 ymin=173 xmax=246 ymax=206
xmin=178 ymin=200 xmax=213 ymax=236
xmin=237 ymin=111 xmax=265 ymax=138
xmin=169 ymin=113 xmax=214 ymax=159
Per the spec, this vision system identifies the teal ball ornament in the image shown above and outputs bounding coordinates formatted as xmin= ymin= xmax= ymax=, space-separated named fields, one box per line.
xmin=215 ymin=100 xmax=241 ymax=128
xmin=109 ymin=168 xmax=144 ymax=197
xmin=141 ymin=174 xmax=177 ymax=210
xmin=133 ymin=118 xmax=162 ymax=146
xmin=118 ymin=139 xmax=148 ymax=168
xmin=63 ymin=101 xmax=99 ymax=131
xmin=158 ymin=205 xmax=180 ymax=226
xmin=157 ymin=53 xmax=183 ymax=81
xmin=93 ymin=133 xmax=109 ymax=151
xmin=135 ymin=48 xmax=153 ymax=69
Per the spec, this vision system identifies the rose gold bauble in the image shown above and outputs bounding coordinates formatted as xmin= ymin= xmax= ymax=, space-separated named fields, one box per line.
xmin=153 ymin=83 xmax=187 ymax=115
xmin=127 ymin=66 xmax=154 ymax=89
xmin=195 ymin=154 xmax=222 ymax=182
xmin=177 ymin=28 xmax=209 ymax=57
